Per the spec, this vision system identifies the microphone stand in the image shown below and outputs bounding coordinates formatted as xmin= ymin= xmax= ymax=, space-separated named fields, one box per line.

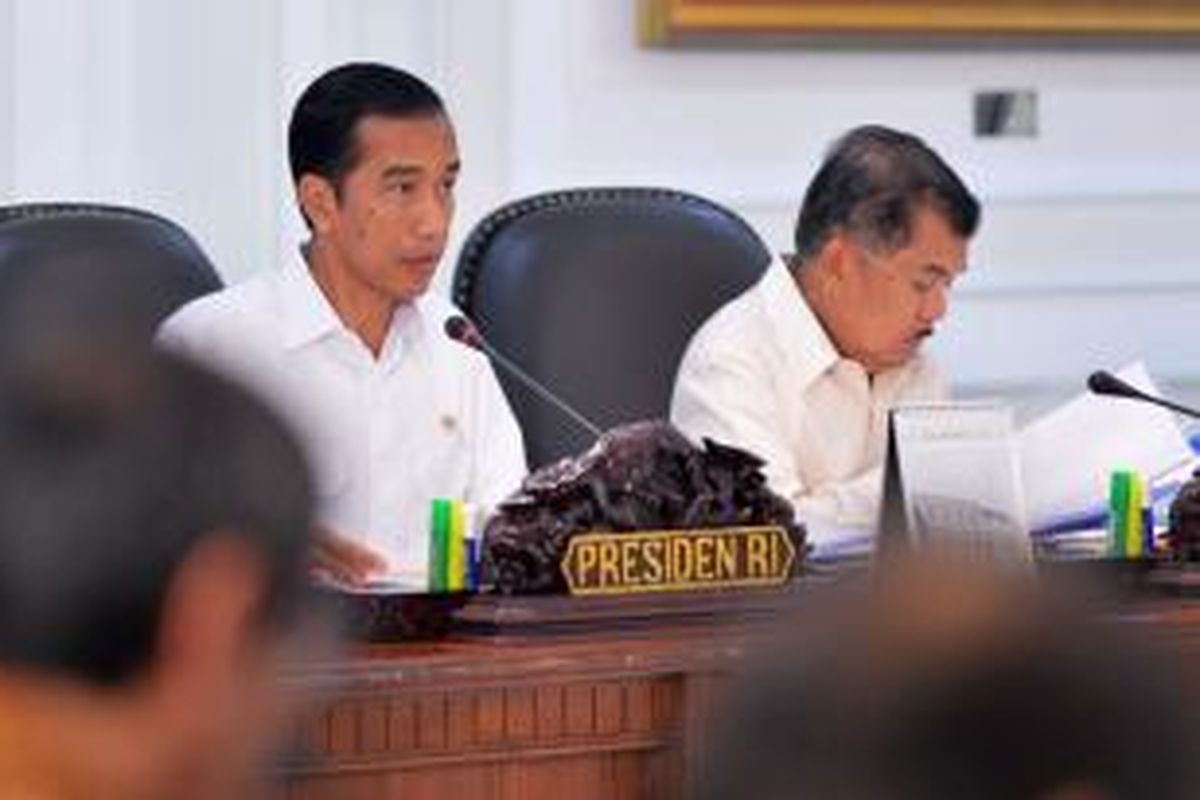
xmin=445 ymin=316 xmax=603 ymax=439
xmin=1087 ymin=370 xmax=1200 ymax=421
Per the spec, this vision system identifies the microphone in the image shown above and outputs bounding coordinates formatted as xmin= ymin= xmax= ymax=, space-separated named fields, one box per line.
xmin=1086 ymin=370 xmax=1200 ymax=421
xmin=444 ymin=315 xmax=603 ymax=438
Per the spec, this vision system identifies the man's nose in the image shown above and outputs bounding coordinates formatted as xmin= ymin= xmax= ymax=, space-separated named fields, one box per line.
xmin=920 ymin=285 xmax=949 ymax=324
xmin=413 ymin=188 xmax=450 ymax=240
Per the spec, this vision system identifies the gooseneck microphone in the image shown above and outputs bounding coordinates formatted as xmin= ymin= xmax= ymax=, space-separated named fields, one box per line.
xmin=1086 ymin=370 xmax=1200 ymax=421
xmin=444 ymin=315 xmax=603 ymax=438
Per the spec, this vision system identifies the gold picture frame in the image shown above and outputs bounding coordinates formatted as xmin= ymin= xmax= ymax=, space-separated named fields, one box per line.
xmin=640 ymin=0 xmax=1200 ymax=45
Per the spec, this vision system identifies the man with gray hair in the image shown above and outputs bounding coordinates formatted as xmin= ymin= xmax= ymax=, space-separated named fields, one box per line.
xmin=671 ymin=125 xmax=980 ymax=540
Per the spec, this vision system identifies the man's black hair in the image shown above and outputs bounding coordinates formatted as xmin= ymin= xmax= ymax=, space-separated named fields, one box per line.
xmin=288 ymin=61 xmax=446 ymax=190
xmin=793 ymin=125 xmax=980 ymax=267
xmin=0 ymin=348 xmax=315 ymax=686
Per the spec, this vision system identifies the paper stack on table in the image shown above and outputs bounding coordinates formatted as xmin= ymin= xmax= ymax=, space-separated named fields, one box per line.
xmin=1019 ymin=362 xmax=1196 ymax=542
xmin=810 ymin=362 xmax=1195 ymax=563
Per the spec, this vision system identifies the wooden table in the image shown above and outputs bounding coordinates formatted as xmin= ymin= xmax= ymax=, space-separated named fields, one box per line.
xmin=278 ymin=573 xmax=1199 ymax=800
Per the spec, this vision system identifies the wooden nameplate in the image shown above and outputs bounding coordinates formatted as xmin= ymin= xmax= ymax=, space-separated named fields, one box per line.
xmin=561 ymin=525 xmax=796 ymax=596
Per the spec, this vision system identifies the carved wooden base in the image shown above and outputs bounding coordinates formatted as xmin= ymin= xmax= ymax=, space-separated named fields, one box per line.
xmin=279 ymin=579 xmax=1199 ymax=800
xmin=277 ymin=625 xmax=741 ymax=800
xmin=284 ymin=676 xmax=684 ymax=800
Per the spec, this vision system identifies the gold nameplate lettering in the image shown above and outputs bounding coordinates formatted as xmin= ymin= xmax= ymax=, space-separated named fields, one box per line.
xmin=562 ymin=526 xmax=795 ymax=596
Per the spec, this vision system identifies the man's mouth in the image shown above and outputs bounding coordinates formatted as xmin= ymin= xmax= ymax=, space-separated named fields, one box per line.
xmin=400 ymin=254 xmax=440 ymax=274
xmin=903 ymin=328 xmax=934 ymax=351
xmin=402 ymin=253 xmax=439 ymax=265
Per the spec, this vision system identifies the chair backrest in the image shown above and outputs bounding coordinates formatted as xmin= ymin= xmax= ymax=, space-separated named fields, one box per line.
xmin=454 ymin=187 xmax=771 ymax=468
xmin=0 ymin=203 xmax=222 ymax=349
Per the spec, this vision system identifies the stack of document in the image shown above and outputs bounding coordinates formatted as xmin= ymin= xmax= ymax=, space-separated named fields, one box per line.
xmin=806 ymin=362 xmax=1197 ymax=563
xmin=1020 ymin=362 xmax=1197 ymax=556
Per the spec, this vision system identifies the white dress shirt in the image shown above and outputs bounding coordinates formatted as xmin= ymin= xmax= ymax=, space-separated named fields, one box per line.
xmin=671 ymin=257 xmax=945 ymax=537
xmin=158 ymin=249 xmax=526 ymax=581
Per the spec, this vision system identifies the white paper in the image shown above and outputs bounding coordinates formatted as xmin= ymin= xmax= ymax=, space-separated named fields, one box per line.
xmin=1018 ymin=361 xmax=1193 ymax=531
xmin=311 ymin=574 xmax=426 ymax=595
xmin=804 ymin=518 xmax=874 ymax=561
xmin=892 ymin=402 xmax=1030 ymax=559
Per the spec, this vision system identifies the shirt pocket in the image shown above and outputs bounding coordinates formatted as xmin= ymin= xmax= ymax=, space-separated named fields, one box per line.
xmin=419 ymin=407 xmax=473 ymax=498
xmin=311 ymin=441 xmax=352 ymax=512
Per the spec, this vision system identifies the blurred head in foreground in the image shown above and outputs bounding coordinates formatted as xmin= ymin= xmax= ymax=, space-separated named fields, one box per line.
xmin=697 ymin=561 xmax=1197 ymax=800
xmin=0 ymin=344 xmax=317 ymax=800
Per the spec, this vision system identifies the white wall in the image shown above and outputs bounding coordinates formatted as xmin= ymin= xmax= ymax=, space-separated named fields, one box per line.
xmin=3 ymin=0 xmax=282 ymax=280
xmin=2 ymin=0 xmax=1198 ymax=405
xmin=503 ymin=1 xmax=1200 ymax=406
xmin=0 ymin=0 xmax=455 ymax=281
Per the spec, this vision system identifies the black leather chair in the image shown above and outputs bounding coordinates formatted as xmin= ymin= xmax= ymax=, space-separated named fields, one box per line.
xmin=0 ymin=203 xmax=222 ymax=354
xmin=454 ymin=187 xmax=771 ymax=468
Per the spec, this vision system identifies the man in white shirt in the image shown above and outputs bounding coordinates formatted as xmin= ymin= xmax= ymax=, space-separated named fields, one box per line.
xmin=160 ymin=63 xmax=526 ymax=584
xmin=671 ymin=126 xmax=980 ymax=537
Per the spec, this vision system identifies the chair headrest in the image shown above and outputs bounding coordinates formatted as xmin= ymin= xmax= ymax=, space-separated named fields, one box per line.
xmin=451 ymin=187 xmax=771 ymax=467
xmin=0 ymin=203 xmax=223 ymax=355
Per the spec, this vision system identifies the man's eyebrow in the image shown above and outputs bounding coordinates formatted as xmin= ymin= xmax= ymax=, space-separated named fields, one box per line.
xmin=380 ymin=164 xmax=422 ymax=181
xmin=924 ymin=262 xmax=965 ymax=277
xmin=380 ymin=160 xmax=461 ymax=181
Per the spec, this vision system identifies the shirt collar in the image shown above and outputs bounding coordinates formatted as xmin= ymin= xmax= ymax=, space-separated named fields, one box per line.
xmin=760 ymin=255 xmax=841 ymax=391
xmin=278 ymin=246 xmax=346 ymax=350
xmin=277 ymin=246 xmax=428 ymax=362
xmin=378 ymin=301 xmax=424 ymax=370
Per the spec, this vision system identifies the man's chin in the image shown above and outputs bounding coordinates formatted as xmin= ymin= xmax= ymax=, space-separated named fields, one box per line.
xmin=866 ymin=345 xmax=922 ymax=374
xmin=388 ymin=275 xmax=436 ymax=304
xmin=901 ymin=334 xmax=931 ymax=359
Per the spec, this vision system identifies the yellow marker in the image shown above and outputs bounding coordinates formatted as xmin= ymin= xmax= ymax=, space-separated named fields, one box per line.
xmin=1124 ymin=473 xmax=1145 ymax=559
xmin=447 ymin=500 xmax=465 ymax=590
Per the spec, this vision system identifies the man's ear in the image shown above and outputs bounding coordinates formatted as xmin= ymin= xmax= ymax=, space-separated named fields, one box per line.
xmin=148 ymin=535 xmax=267 ymax=701
xmin=814 ymin=231 xmax=855 ymax=287
xmin=297 ymin=175 xmax=339 ymax=237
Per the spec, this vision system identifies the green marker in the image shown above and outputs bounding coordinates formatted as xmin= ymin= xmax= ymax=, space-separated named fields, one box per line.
xmin=1107 ymin=471 xmax=1130 ymax=559
xmin=428 ymin=498 xmax=452 ymax=592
